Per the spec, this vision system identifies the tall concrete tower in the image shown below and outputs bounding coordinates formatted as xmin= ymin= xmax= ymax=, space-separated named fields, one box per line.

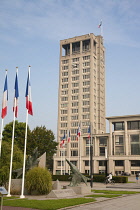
xmin=53 ymin=33 xmax=106 ymax=175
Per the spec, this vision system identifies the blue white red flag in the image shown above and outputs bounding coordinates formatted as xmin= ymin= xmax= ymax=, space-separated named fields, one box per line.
xmin=1 ymin=72 xmax=8 ymax=119
xmin=25 ymin=68 xmax=33 ymax=115
xmin=98 ymin=20 xmax=102 ymax=28
xmin=13 ymin=71 xmax=19 ymax=118
xmin=76 ymin=124 xmax=81 ymax=141
xmin=68 ymin=130 xmax=70 ymax=143
xmin=60 ymin=131 xmax=66 ymax=148
xmin=88 ymin=125 xmax=91 ymax=139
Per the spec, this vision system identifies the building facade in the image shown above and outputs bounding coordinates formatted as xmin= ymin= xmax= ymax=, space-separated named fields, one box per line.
xmin=54 ymin=114 xmax=140 ymax=175
xmin=53 ymin=33 xmax=106 ymax=175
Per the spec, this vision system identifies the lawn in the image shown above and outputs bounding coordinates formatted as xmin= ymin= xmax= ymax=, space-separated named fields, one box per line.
xmin=3 ymin=197 xmax=95 ymax=210
xmin=2 ymin=190 xmax=140 ymax=210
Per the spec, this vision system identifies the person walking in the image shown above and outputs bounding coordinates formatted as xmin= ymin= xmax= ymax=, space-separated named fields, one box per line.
xmin=136 ymin=173 xmax=139 ymax=183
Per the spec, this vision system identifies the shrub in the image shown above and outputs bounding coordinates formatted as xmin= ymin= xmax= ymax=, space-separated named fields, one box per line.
xmin=25 ymin=167 xmax=52 ymax=195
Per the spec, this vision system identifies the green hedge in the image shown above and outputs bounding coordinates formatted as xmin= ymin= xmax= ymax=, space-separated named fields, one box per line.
xmin=52 ymin=175 xmax=128 ymax=183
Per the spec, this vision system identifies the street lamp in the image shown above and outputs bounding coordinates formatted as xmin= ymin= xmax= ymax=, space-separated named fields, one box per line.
xmin=90 ymin=144 xmax=93 ymax=188
xmin=105 ymin=146 xmax=108 ymax=177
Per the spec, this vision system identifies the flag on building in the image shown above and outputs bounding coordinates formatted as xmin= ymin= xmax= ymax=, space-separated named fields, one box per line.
xmin=60 ymin=131 xmax=66 ymax=148
xmin=25 ymin=68 xmax=33 ymax=115
xmin=1 ymin=72 xmax=8 ymax=119
xmin=98 ymin=20 xmax=102 ymax=28
xmin=88 ymin=125 xmax=90 ymax=139
xmin=13 ymin=71 xmax=19 ymax=118
xmin=68 ymin=130 xmax=70 ymax=143
xmin=76 ymin=124 xmax=81 ymax=141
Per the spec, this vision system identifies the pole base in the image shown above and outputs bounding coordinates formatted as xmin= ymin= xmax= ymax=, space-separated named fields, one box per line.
xmin=20 ymin=195 xmax=25 ymax=199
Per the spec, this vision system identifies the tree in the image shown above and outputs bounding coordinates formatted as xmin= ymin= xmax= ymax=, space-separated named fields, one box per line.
xmin=0 ymin=141 xmax=23 ymax=185
xmin=31 ymin=126 xmax=58 ymax=171
xmin=2 ymin=120 xmax=33 ymax=155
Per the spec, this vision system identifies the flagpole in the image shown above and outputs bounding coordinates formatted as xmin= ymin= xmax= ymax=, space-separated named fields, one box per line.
xmin=20 ymin=65 xmax=32 ymax=198
xmin=0 ymin=119 xmax=3 ymax=157
xmin=20 ymin=109 xmax=28 ymax=198
xmin=61 ymin=147 xmax=62 ymax=175
xmin=7 ymin=67 xmax=18 ymax=197
xmin=0 ymin=69 xmax=8 ymax=157
xmin=7 ymin=109 xmax=16 ymax=197
xmin=68 ymin=131 xmax=70 ymax=175
xmin=89 ymin=124 xmax=91 ymax=175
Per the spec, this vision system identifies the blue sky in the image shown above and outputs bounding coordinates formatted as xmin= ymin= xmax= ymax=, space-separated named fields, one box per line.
xmin=0 ymin=0 xmax=140 ymax=137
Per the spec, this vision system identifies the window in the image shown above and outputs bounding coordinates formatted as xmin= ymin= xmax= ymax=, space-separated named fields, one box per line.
xmin=99 ymin=137 xmax=107 ymax=146
xmin=83 ymin=101 xmax=90 ymax=106
xmin=57 ymin=161 xmax=64 ymax=166
xmin=131 ymin=160 xmax=140 ymax=166
xmin=72 ymin=102 xmax=79 ymax=107
xmin=71 ymin=143 xmax=78 ymax=148
xmin=83 ymin=74 xmax=90 ymax=79
xmin=83 ymin=94 xmax=90 ymax=99
xmin=83 ymin=39 xmax=90 ymax=51
xmin=72 ymin=42 xmax=80 ymax=54
xmin=62 ymin=84 xmax=68 ymax=89
xmin=71 ymin=161 xmax=77 ymax=166
xmin=62 ymin=78 xmax=68 ymax=82
xmin=83 ymin=87 xmax=90 ymax=92
xmin=128 ymin=121 xmax=140 ymax=130
xmin=115 ymin=160 xmax=124 ymax=166
xmin=114 ymin=122 xmax=124 ymax=130
xmin=83 ymin=81 xmax=90 ymax=86
xmin=83 ymin=68 xmax=90 ymax=73
xmin=62 ymin=66 xmax=68 ymax=70
xmin=71 ymin=122 xmax=79 ymax=127
xmin=83 ymin=55 xmax=90 ymax=60
xmin=83 ymin=107 xmax=90 ymax=112
xmin=71 ymin=150 xmax=78 ymax=156
xmin=99 ymin=161 xmax=106 ymax=166
xmin=62 ymin=72 xmax=68 ymax=76
xmin=72 ymin=58 xmax=79 ymax=62
xmin=71 ymin=115 xmax=78 ymax=120
xmin=60 ymin=151 xmax=67 ymax=156
xmin=115 ymin=136 xmax=123 ymax=145
xmin=85 ymin=160 xmax=89 ymax=166
xmin=62 ymin=60 xmax=69 ymax=64
xmin=115 ymin=146 xmax=124 ymax=155
xmin=61 ymin=103 xmax=68 ymax=108
xmin=83 ymin=114 xmax=90 ymax=119
xmin=72 ymin=89 xmax=79 ymax=94
xmin=131 ymin=135 xmax=140 ymax=155
xmin=72 ymin=95 xmax=79 ymax=100
xmin=72 ymin=70 xmax=79 ymax=75
xmin=72 ymin=82 xmax=79 ymax=87
xmin=86 ymin=147 xmax=89 ymax=156
xmin=100 ymin=147 xmax=105 ymax=156
xmin=72 ymin=76 xmax=79 ymax=81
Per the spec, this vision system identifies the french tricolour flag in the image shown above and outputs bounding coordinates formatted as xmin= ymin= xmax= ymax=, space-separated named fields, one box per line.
xmin=1 ymin=72 xmax=8 ymax=119
xmin=68 ymin=130 xmax=70 ymax=143
xmin=88 ymin=125 xmax=91 ymax=139
xmin=76 ymin=124 xmax=81 ymax=141
xmin=98 ymin=20 xmax=102 ymax=28
xmin=60 ymin=131 xmax=66 ymax=148
xmin=13 ymin=70 xmax=19 ymax=118
xmin=25 ymin=67 xmax=33 ymax=115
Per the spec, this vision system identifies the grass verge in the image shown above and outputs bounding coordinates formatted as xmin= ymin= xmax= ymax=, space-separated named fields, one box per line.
xmin=92 ymin=190 xmax=140 ymax=194
xmin=3 ymin=197 xmax=95 ymax=210
xmin=85 ymin=194 xmax=122 ymax=198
